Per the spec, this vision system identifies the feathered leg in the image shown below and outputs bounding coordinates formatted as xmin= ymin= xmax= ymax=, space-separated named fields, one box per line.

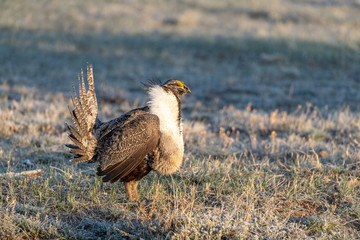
xmin=124 ymin=181 xmax=139 ymax=202
xmin=132 ymin=181 xmax=139 ymax=202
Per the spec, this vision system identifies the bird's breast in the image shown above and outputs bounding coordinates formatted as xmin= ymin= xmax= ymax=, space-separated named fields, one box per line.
xmin=149 ymin=132 xmax=184 ymax=175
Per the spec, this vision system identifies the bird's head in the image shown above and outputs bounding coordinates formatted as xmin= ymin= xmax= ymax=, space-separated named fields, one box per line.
xmin=161 ymin=80 xmax=191 ymax=97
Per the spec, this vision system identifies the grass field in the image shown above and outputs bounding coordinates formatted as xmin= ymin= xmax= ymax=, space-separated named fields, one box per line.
xmin=1 ymin=0 xmax=360 ymax=239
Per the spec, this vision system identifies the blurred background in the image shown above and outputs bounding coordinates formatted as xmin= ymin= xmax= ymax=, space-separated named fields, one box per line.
xmin=1 ymin=0 xmax=360 ymax=114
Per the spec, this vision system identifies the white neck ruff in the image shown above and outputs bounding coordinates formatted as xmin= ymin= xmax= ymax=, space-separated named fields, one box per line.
xmin=148 ymin=85 xmax=182 ymax=136
xmin=147 ymin=85 xmax=184 ymax=175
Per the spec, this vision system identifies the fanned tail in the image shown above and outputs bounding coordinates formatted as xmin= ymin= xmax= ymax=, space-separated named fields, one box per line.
xmin=65 ymin=65 xmax=98 ymax=162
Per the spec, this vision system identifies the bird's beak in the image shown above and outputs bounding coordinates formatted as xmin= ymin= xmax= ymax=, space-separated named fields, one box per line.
xmin=184 ymin=84 xmax=191 ymax=94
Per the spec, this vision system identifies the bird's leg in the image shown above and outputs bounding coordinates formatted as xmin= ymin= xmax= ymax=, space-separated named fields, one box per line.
xmin=132 ymin=181 xmax=139 ymax=202
xmin=125 ymin=182 xmax=134 ymax=201
xmin=124 ymin=181 xmax=139 ymax=202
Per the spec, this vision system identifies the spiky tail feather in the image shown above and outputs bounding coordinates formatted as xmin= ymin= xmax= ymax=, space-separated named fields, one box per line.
xmin=65 ymin=65 xmax=98 ymax=162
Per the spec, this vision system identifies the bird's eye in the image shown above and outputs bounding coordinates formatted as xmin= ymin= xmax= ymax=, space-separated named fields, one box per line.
xmin=176 ymin=81 xmax=184 ymax=88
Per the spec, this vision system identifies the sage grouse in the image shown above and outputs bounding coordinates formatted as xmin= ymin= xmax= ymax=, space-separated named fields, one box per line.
xmin=65 ymin=66 xmax=190 ymax=201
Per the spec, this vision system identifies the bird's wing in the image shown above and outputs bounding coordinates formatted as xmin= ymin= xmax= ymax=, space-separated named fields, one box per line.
xmin=96 ymin=113 xmax=160 ymax=183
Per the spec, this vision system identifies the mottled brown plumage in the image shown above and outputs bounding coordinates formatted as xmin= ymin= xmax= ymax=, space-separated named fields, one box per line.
xmin=65 ymin=65 xmax=190 ymax=201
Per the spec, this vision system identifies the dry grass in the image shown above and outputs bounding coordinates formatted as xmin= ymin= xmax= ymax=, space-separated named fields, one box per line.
xmin=1 ymin=0 xmax=360 ymax=239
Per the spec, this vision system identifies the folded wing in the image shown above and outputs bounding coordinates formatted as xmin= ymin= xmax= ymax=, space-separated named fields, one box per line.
xmin=96 ymin=114 xmax=160 ymax=183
